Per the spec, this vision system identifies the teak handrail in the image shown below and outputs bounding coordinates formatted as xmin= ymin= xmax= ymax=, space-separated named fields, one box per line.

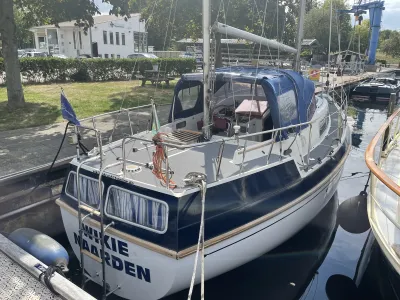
xmin=365 ymin=108 xmax=400 ymax=197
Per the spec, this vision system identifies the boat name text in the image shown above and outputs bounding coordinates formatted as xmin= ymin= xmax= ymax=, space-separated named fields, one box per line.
xmin=73 ymin=225 xmax=151 ymax=283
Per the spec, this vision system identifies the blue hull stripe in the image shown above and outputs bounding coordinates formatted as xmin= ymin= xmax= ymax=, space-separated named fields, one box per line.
xmin=205 ymin=168 xmax=341 ymax=257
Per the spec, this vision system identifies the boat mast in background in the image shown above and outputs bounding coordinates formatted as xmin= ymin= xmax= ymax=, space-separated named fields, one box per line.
xmin=295 ymin=0 xmax=306 ymax=72
xmin=328 ymin=0 xmax=333 ymax=74
xmin=202 ymin=0 xmax=212 ymax=140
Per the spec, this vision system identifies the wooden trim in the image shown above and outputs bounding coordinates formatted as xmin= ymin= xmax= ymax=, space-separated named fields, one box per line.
xmin=79 ymin=204 xmax=100 ymax=216
xmin=365 ymin=108 xmax=400 ymax=197
xmin=56 ymin=199 xmax=178 ymax=259
xmin=56 ymin=133 xmax=350 ymax=260
xmin=81 ymin=249 xmax=102 ymax=263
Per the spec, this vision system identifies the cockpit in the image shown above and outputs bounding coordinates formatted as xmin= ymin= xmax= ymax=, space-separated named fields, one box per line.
xmin=167 ymin=67 xmax=316 ymax=144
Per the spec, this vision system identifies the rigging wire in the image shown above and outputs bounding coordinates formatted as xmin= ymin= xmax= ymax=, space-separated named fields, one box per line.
xmin=219 ymin=0 xmax=238 ymax=123
xmin=276 ymin=0 xmax=280 ymax=62
xmin=247 ymin=0 xmax=270 ymax=134
xmin=153 ymin=0 xmax=176 ymax=92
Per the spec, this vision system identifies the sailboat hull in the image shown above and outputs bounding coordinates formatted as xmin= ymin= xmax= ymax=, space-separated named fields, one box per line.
xmin=58 ymin=142 xmax=347 ymax=300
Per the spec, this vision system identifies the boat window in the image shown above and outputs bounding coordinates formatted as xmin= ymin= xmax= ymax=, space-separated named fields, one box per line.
xmin=180 ymin=85 xmax=200 ymax=110
xmin=65 ymin=172 xmax=101 ymax=208
xmin=214 ymin=82 xmax=265 ymax=104
xmin=307 ymin=95 xmax=317 ymax=121
xmin=277 ymin=90 xmax=298 ymax=124
xmin=105 ymin=186 xmax=169 ymax=234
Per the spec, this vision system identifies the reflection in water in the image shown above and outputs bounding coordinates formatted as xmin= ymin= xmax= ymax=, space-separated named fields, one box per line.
xmin=352 ymin=109 xmax=365 ymax=148
xmin=337 ymin=192 xmax=369 ymax=234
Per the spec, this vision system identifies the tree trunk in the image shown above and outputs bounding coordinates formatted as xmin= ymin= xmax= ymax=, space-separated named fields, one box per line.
xmin=0 ymin=0 xmax=25 ymax=109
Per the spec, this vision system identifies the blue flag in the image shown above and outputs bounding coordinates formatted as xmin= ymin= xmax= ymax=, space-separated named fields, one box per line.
xmin=61 ymin=93 xmax=80 ymax=125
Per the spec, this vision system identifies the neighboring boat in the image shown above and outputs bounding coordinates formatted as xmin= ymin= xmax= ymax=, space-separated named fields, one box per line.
xmin=365 ymin=107 xmax=400 ymax=290
xmin=55 ymin=1 xmax=351 ymax=300
xmin=351 ymin=77 xmax=400 ymax=103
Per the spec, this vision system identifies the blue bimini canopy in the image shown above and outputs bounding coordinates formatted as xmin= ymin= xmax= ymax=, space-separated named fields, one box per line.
xmin=259 ymin=69 xmax=315 ymax=135
xmin=169 ymin=66 xmax=316 ymax=138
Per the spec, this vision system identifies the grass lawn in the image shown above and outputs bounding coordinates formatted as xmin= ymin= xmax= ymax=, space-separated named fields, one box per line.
xmin=0 ymin=80 xmax=176 ymax=131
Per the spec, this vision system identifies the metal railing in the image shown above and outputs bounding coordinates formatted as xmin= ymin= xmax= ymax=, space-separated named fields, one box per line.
xmin=71 ymin=94 xmax=346 ymax=189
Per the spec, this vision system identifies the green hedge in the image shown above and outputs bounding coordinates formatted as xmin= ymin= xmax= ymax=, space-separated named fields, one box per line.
xmin=0 ymin=57 xmax=196 ymax=84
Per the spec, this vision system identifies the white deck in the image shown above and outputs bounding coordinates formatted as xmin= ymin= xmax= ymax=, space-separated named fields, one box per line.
xmin=81 ymin=131 xmax=283 ymax=194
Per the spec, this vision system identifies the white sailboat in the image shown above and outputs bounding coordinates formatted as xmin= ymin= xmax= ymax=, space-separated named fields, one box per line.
xmin=56 ymin=0 xmax=351 ymax=299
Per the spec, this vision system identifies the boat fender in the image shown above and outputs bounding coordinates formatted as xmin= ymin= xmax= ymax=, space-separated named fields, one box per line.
xmin=9 ymin=228 xmax=69 ymax=272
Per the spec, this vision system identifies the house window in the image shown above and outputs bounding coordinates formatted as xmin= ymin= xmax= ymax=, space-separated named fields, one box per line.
xmin=116 ymin=32 xmax=120 ymax=45
xmin=133 ymin=31 xmax=148 ymax=52
xmin=73 ymin=32 xmax=76 ymax=49
xmin=78 ymin=31 xmax=82 ymax=49
xmin=38 ymin=36 xmax=47 ymax=49
xmin=109 ymin=32 xmax=114 ymax=45
xmin=105 ymin=54 xmax=109 ymax=58
xmin=103 ymin=31 xmax=107 ymax=44
xmin=122 ymin=33 xmax=125 ymax=45
xmin=117 ymin=55 xmax=120 ymax=58
xmin=111 ymin=54 xmax=114 ymax=58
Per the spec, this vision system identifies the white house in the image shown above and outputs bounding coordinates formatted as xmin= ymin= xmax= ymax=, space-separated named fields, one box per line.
xmin=29 ymin=14 xmax=147 ymax=58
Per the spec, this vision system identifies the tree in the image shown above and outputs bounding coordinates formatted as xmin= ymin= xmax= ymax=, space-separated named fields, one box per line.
xmin=135 ymin=0 xmax=315 ymax=51
xmin=303 ymin=0 xmax=352 ymax=54
xmin=379 ymin=29 xmax=392 ymax=47
xmin=381 ymin=31 xmax=400 ymax=58
xmin=354 ymin=19 xmax=370 ymax=55
xmin=14 ymin=8 xmax=38 ymax=49
xmin=0 ymin=0 xmax=131 ymax=110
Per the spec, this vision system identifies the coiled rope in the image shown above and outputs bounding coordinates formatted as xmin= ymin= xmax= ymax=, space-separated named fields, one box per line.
xmin=39 ymin=265 xmax=66 ymax=295
xmin=152 ymin=133 xmax=177 ymax=189
xmin=185 ymin=172 xmax=207 ymax=300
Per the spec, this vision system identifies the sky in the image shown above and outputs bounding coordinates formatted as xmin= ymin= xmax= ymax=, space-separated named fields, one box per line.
xmin=379 ymin=0 xmax=400 ymax=30
xmin=94 ymin=0 xmax=400 ymax=30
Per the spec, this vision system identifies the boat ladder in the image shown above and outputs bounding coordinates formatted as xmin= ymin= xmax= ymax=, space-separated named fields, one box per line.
xmin=76 ymin=161 xmax=121 ymax=300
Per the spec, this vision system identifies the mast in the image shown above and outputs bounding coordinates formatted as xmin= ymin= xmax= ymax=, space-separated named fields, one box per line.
xmin=294 ymin=0 xmax=306 ymax=72
xmin=202 ymin=0 xmax=211 ymax=140
xmin=328 ymin=0 xmax=333 ymax=74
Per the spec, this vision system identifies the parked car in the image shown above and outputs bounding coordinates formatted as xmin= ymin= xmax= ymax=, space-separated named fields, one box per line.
xmin=20 ymin=51 xmax=48 ymax=58
xmin=179 ymin=52 xmax=195 ymax=58
xmin=78 ymin=54 xmax=92 ymax=59
xmin=17 ymin=50 xmax=26 ymax=58
xmin=51 ymin=54 xmax=68 ymax=59
xmin=127 ymin=53 xmax=158 ymax=59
